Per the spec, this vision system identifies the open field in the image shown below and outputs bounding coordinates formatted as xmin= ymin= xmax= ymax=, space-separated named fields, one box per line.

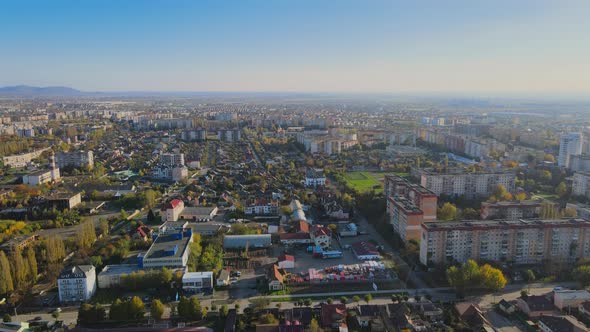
xmin=343 ymin=172 xmax=382 ymax=192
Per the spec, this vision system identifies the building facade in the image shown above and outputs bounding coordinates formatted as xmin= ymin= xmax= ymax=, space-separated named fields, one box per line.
xmin=55 ymin=150 xmax=94 ymax=169
xmin=559 ymin=133 xmax=583 ymax=168
xmin=413 ymin=168 xmax=516 ymax=199
xmin=58 ymin=265 xmax=97 ymax=302
xmin=420 ymin=219 xmax=590 ymax=266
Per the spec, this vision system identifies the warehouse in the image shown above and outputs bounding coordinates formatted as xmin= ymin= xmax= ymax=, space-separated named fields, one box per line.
xmin=223 ymin=234 xmax=271 ymax=249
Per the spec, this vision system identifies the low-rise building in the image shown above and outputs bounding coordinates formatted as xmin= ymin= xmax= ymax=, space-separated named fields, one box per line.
xmin=22 ymin=168 xmax=60 ymax=185
xmin=217 ymin=269 xmax=230 ymax=287
xmin=268 ymin=264 xmax=286 ymax=291
xmin=538 ymin=315 xmax=587 ymax=332
xmin=223 ymin=234 xmax=272 ymax=250
xmin=305 ymin=169 xmax=326 ymax=187
xmin=553 ymin=290 xmax=590 ymax=310
xmin=182 ymin=272 xmax=213 ymax=293
xmin=139 ymin=228 xmax=193 ymax=269
xmin=515 ymin=295 xmax=556 ymax=317
xmin=278 ymin=254 xmax=295 ymax=269
xmin=46 ymin=192 xmax=82 ymax=210
xmin=97 ymin=264 xmax=142 ymax=288
xmin=179 ymin=206 xmax=218 ymax=221
xmin=58 ymin=265 xmax=97 ymax=303
xmin=352 ymin=241 xmax=381 ymax=260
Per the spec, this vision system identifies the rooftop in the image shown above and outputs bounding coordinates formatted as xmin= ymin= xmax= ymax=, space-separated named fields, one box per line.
xmin=144 ymin=234 xmax=191 ymax=259
xmin=98 ymin=264 xmax=141 ymax=277
xmin=423 ymin=218 xmax=590 ymax=231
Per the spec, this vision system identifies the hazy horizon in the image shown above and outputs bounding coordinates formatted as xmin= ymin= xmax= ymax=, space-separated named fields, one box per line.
xmin=2 ymin=0 xmax=589 ymax=95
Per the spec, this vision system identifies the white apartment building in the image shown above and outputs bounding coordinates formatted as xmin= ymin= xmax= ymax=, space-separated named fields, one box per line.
xmin=573 ymin=172 xmax=590 ymax=198
xmin=420 ymin=219 xmax=590 ymax=266
xmin=160 ymin=153 xmax=185 ymax=166
xmin=58 ymin=265 xmax=97 ymax=303
xmin=414 ymin=168 xmax=516 ymax=199
xmin=559 ymin=133 xmax=583 ymax=168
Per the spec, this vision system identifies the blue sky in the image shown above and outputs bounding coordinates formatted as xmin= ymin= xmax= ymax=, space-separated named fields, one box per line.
xmin=1 ymin=0 xmax=589 ymax=95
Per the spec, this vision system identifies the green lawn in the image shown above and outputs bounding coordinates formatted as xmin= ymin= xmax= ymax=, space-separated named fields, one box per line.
xmin=343 ymin=172 xmax=382 ymax=193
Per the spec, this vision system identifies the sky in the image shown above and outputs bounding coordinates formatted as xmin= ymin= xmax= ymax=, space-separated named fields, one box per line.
xmin=1 ymin=0 xmax=590 ymax=95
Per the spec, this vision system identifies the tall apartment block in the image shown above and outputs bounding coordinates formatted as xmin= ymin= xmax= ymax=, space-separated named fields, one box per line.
xmin=384 ymin=175 xmax=437 ymax=242
xmin=55 ymin=150 xmax=94 ymax=169
xmin=420 ymin=219 xmax=590 ymax=266
xmin=558 ymin=133 xmax=583 ymax=168
xmin=573 ymin=171 xmax=590 ymax=199
xmin=411 ymin=167 xmax=516 ymax=199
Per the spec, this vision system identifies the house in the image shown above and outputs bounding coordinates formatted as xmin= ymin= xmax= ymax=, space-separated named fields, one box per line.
xmin=178 ymin=206 xmax=218 ymax=222
xmin=454 ymin=302 xmax=492 ymax=331
xmin=283 ymin=307 xmax=313 ymax=328
xmin=182 ymin=272 xmax=214 ymax=293
xmin=579 ymin=301 xmax=590 ymax=318
xmin=268 ymin=265 xmax=287 ymax=291
xmin=516 ymin=295 xmax=556 ymax=317
xmin=311 ymin=225 xmax=331 ymax=248
xmin=553 ymin=290 xmax=590 ymax=310
xmin=538 ymin=315 xmax=587 ymax=332
xmin=279 ymin=320 xmax=304 ymax=332
xmin=498 ymin=299 xmax=516 ymax=314
xmin=418 ymin=301 xmax=443 ymax=321
xmin=162 ymin=199 xmax=184 ymax=222
xmin=305 ymin=169 xmax=326 ymax=187
xmin=134 ymin=225 xmax=153 ymax=241
xmin=278 ymin=254 xmax=295 ymax=269
xmin=58 ymin=265 xmax=97 ymax=303
xmin=356 ymin=305 xmax=384 ymax=328
xmin=320 ymin=303 xmax=347 ymax=330
xmin=351 ymin=241 xmax=381 ymax=260
xmin=217 ymin=269 xmax=230 ymax=287
xmin=293 ymin=220 xmax=310 ymax=233
xmin=324 ymin=200 xmax=349 ymax=220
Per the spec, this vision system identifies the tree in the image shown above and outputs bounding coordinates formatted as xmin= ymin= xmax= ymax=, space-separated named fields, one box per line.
xmin=309 ymin=318 xmax=320 ymax=332
xmin=259 ymin=313 xmax=278 ymax=324
xmin=340 ymin=296 xmax=348 ymax=304
xmin=2 ymin=314 xmax=10 ymax=322
xmin=188 ymin=296 xmax=205 ymax=321
xmin=110 ymin=298 xmax=129 ymax=321
xmin=524 ymin=269 xmax=536 ymax=283
xmin=150 ymin=299 xmax=165 ymax=320
xmin=220 ymin=304 xmax=229 ymax=317
xmin=437 ymin=202 xmax=457 ymax=221
xmin=144 ymin=189 xmax=157 ymax=208
xmin=573 ymin=265 xmax=590 ymax=286
xmin=45 ymin=236 xmax=65 ymax=263
xmin=249 ymin=297 xmax=271 ymax=311
xmin=177 ymin=297 xmax=190 ymax=319
xmin=462 ymin=208 xmax=479 ymax=220
xmin=555 ymin=182 xmax=567 ymax=197
xmin=327 ymin=224 xmax=338 ymax=234
xmin=326 ymin=297 xmax=333 ymax=304
xmin=99 ymin=219 xmax=109 ymax=237
xmin=11 ymin=248 xmax=27 ymax=289
xmin=128 ymin=296 xmax=145 ymax=319
xmin=147 ymin=209 xmax=155 ymax=223
xmin=303 ymin=298 xmax=312 ymax=307
xmin=540 ymin=202 xmax=558 ymax=219
xmin=26 ymin=247 xmax=37 ymax=281
xmin=364 ymin=293 xmax=372 ymax=304
xmin=514 ymin=192 xmax=527 ymax=201
xmin=52 ymin=311 xmax=60 ymax=320
xmin=563 ymin=207 xmax=578 ymax=218
xmin=447 ymin=260 xmax=506 ymax=292
xmin=352 ymin=295 xmax=360 ymax=304
xmin=0 ymin=251 xmax=14 ymax=294
xmin=544 ymin=153 xmax=555 ymax=163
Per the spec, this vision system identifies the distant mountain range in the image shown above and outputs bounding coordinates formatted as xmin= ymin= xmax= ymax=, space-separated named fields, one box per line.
xmin=0 ymin=85 xmax=86 ymax=97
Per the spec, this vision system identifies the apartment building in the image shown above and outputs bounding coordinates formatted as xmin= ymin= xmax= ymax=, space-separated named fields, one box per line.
xmin=2 ymin=147 xmax=51 ymax=168
xmin=58 ymin=265 xmax=97 ymax=303
xmin=570 ymin=154 xmax=590 ymax=172
xmin=420 ymin=219 xmax=590 ymax=266
xmin=217 ymin=129 xmax=241 ymax=142
xmin=573 ymin=172 xmax=590 ymax=198
xmin=559 ymin=133 xmax=583 ymax=168
xmin=412 ymin=167 xmax=516 ymax=199
xmin=384 ymin=175 xmax=437 ymax=242
xmin=160 ymin=153 xmax=185 ymax=166
xmin=55 ymin=150 xmax=94 ymax=169
xmin=480 ymin=200 xmax=546 ymax=220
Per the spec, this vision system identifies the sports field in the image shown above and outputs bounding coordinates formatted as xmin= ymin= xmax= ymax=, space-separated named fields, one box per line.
xmin=343 ymin=172 xmax=383 ymax=192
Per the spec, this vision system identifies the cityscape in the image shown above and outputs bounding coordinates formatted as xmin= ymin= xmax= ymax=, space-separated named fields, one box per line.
xmin=1 ymin=1 xmax=590 ymax=332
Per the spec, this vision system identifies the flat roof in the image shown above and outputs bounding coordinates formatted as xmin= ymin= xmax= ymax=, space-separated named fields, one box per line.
xmin=183 ymin=271 xmax=213 ymax=279
xmin=26 ymin=169 xmax=52 ymax=176
xmin=98 ymin=264 xmax=141 ymax=277
xmin=423 ymin=218 xmax=590 ymax=231
xmin=144 ymin=234 xmax=191 ymax=260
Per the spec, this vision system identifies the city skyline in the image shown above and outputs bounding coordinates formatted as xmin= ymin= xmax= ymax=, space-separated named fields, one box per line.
xmin=1 ymin=0 xmax=590 ymax=96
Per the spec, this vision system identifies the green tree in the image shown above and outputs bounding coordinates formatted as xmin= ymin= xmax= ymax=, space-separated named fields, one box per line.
xmin=437 ymin=202 xmax=457 ymax=221
xmin=364 ymin=293 xmax=372 ymax=304
xmin=177 ymin=296 xmax=190 ymax=319
xmin=127 ymin=296 xmax=145 ymax=319
xmin=309 ymin=318 xmax=320 ymax=332
xmin=352 ymin=295 xmax=360 ymax=304
xmin=150 ymin=299 xmax=165 ymax=320
xmin=462 ymin=208 xmax=479 ymax=220
xmin=147 ymin=209 xmax=155 ymax=223
xmin=573 ymin=265 xmax=590 ymax=286
xmin=563 ymin=207 xmax=578 ymax=218
xmin=220 ymin=304 xmax=229 ymax=317
xmin=188 ymin=296 xmax=206 ymax=321
xmin=0 ymin=251 xmax=14 ymax=294
xmin=555 ymin=182 xmax=567 ymax=197
xmin=259 ymin=313 xmax=278 ymax=324
xmin=340 ymin=296 xmax=348 ymax=304
xmin=2 ymin=314 xmax=10 ymax=322
xmin=26 ymin=247 xmax=38 ymax=281
xmin=326 ymin=297 xmax=333 ymax=304
xmin=144 ymin=189 xmax=157 ymax=208
xmin=11 ymin=248 xmax=27 ymax=289
xmin=110 ymin=298 xmax=129 ymax=321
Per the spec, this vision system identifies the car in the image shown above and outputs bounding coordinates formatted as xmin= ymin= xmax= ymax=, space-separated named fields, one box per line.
xmin=33 ymin=316 xmax=43 ymax=321
xmin=231 ymin=271 xmax=241 ymax=277
xmin=54 ymin=308 xmax=62 ymax=313
xmin=553 ymin=287 xmax=564 ymax=291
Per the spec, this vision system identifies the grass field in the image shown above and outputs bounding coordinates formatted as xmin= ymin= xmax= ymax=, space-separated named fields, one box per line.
xmin=343 ymin=172 xmax=383 ymax=192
